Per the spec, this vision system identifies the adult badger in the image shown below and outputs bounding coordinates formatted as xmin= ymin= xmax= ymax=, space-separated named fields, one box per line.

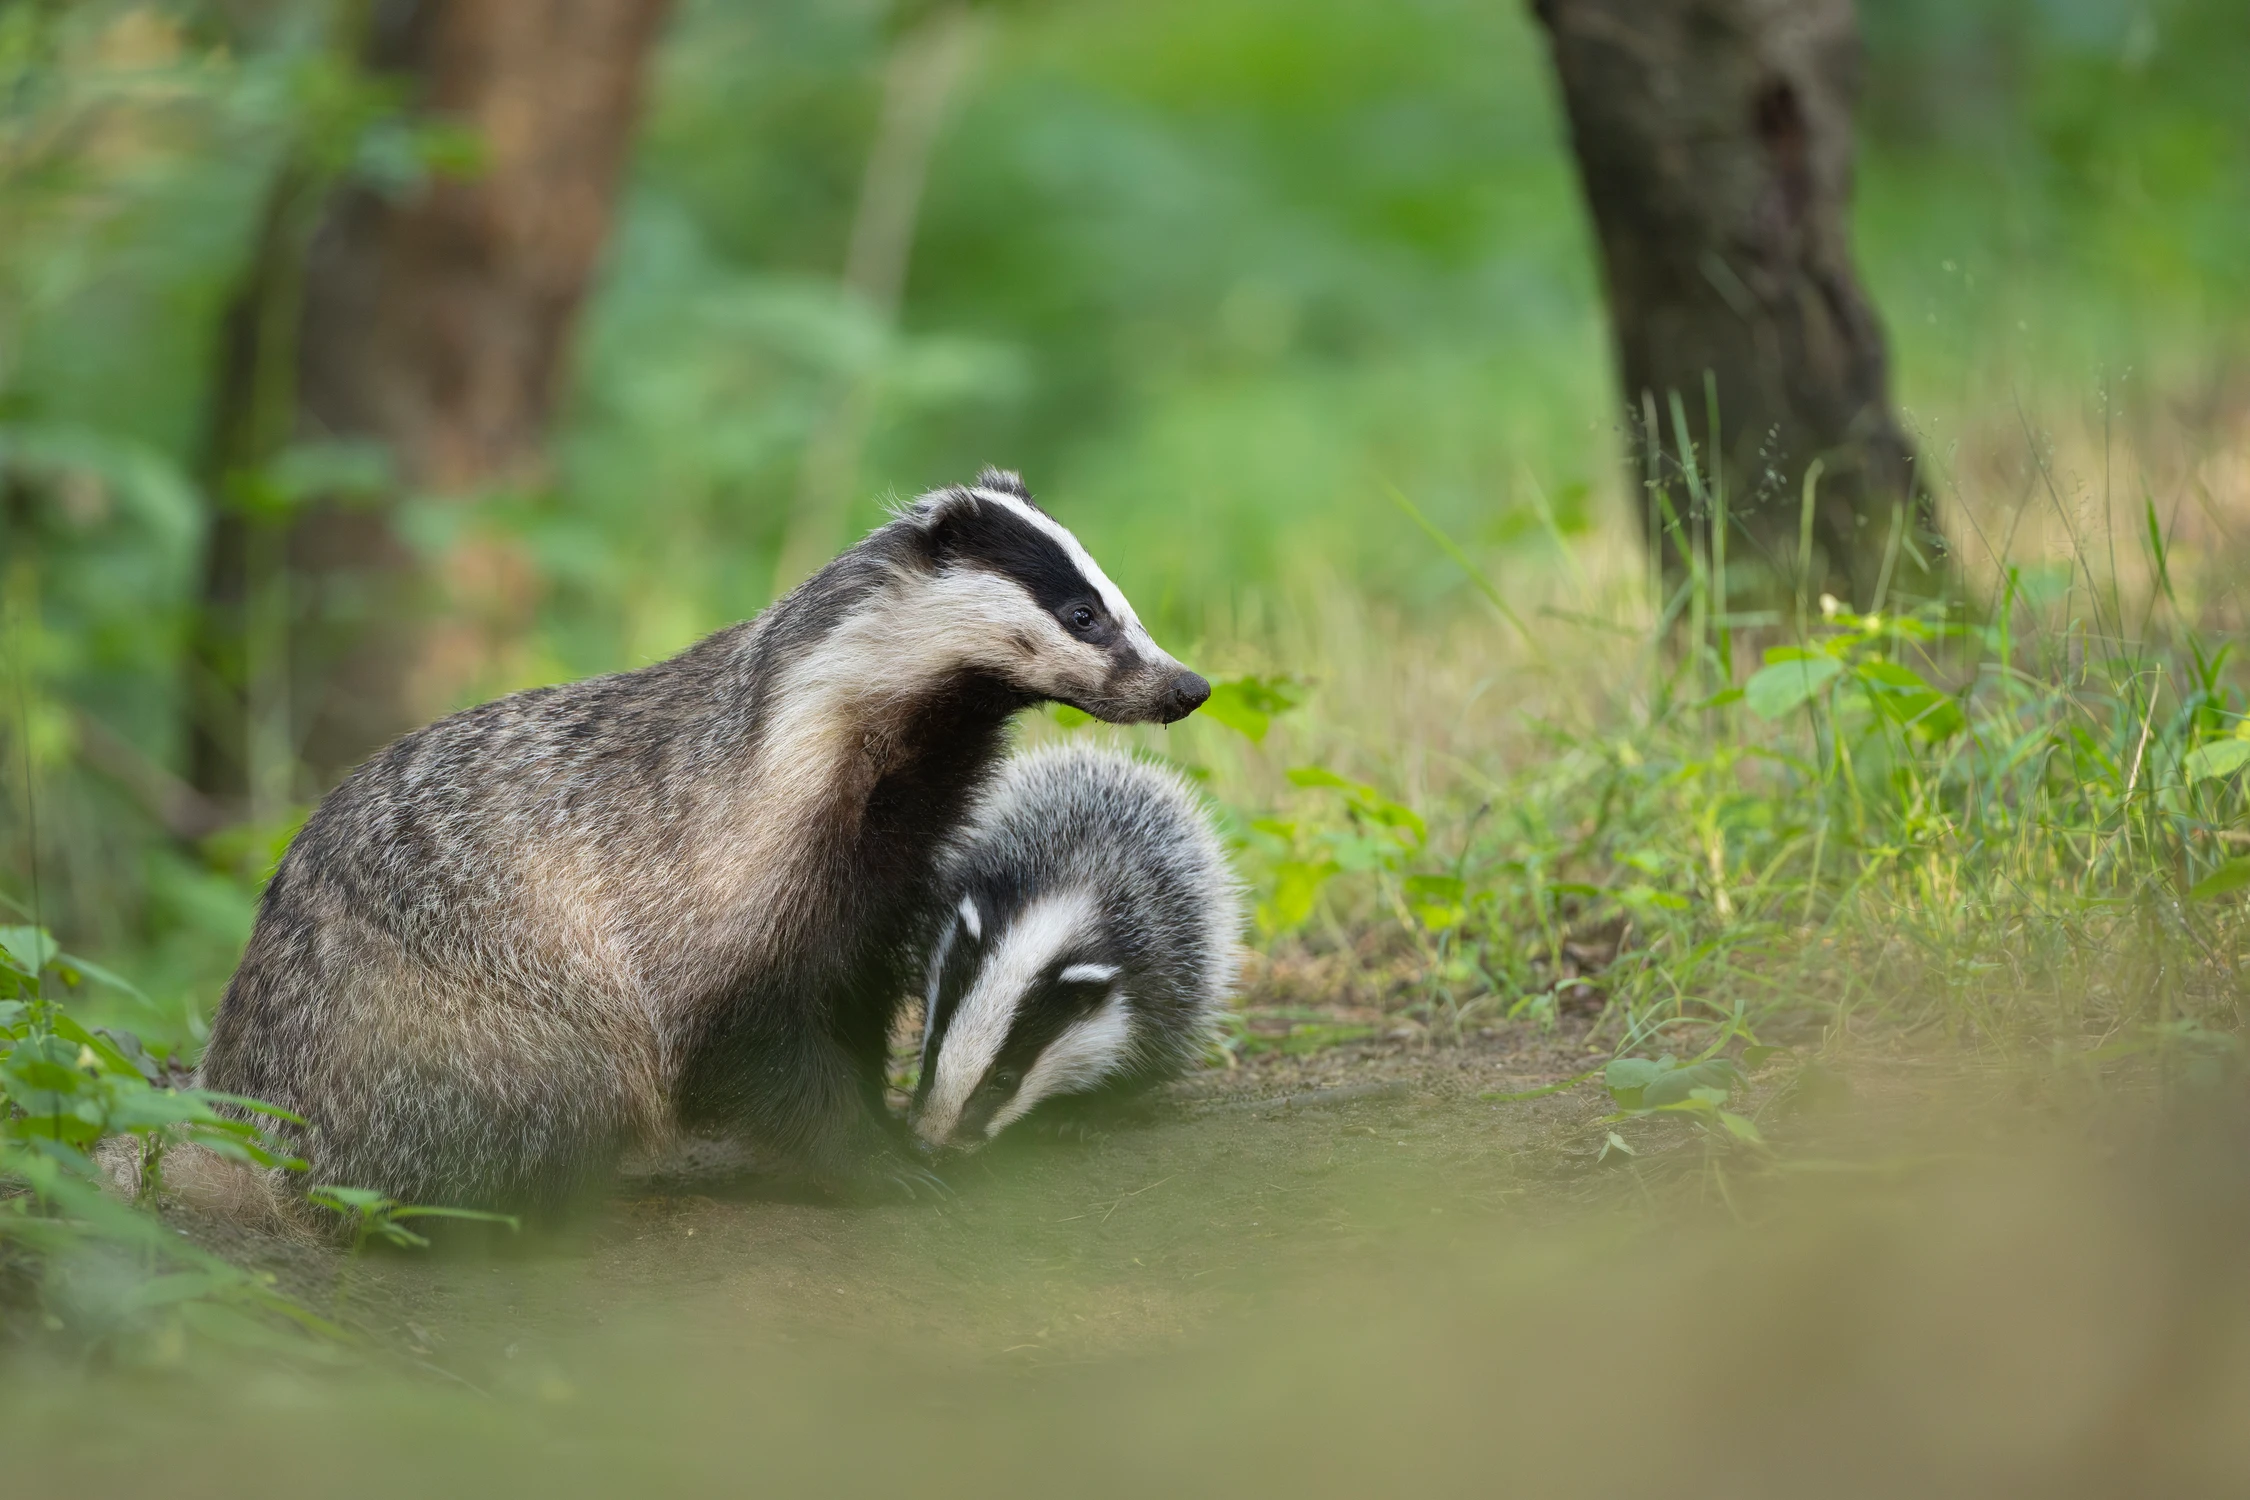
xmin=192 ymin=470 xmax=1207 ymax=1217
xmin=910 ymin=743 xmax=1242 ymax=1152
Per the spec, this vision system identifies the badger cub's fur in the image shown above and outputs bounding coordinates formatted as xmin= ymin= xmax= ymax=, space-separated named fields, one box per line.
xmin=193 ymin=471 xmax=1207 ymax=1219
xmin=910 ymin=743 xmax=1242 ymax=1150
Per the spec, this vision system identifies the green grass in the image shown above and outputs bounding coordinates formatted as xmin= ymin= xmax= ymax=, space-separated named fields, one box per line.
xmin=1139 ymin=426 xmax=2250 ymax=1070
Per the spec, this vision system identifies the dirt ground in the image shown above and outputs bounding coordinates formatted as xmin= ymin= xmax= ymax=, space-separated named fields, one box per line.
xmin=19 ymin=1000 xmax=2250 ymax=1499
xmin=283 ymin=1008 xmax=1627 ymax=1382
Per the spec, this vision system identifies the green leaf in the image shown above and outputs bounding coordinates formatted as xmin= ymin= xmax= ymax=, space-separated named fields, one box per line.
xmin=1287 ymin=766 xmax=1428 ymax=845
xmin=1200 ymin=674 xmax=1304 ymax=743
xmin=1640 ymin=1058 xmax=1740 ymax=1107
xmin=307 ymin=1185 xmax=390 ymax=1213
xmin=388 ymin=1204 xmax=521 ymax=1231
xmin=1616 ymin=886 xmax=1691 ymax=913
xmin=1403 ymin=873 xmax=1466 ymax=931
xmin=49 ymin=1012 xmax=140 ymax=1076
xmin=1854 ymin=660 xmax=1966 ymax=739
xmin=1259 ymin=859 xmax=1338 ymax=932
xmin=2183 ymin=739 xmax=2250 ymax=782
xmin=1604 ymin=1055 xmax=1674 ymax=1109
xmin=1718 ymin=1111 xmax=1766 ymax=1145
xmin=1604 ymin=1056 xmax=1672 ymax=1089
xmin=1744 ymin=654 xmax=1843 ymax=720
xmin=1597 ymin=1130 xmax=1636 ymax=1163
xmin=0 ymin=926 xmax=60 ymax=974
xmin=57 ymin=951 xmax=152 ymax=1002
xmin=2188 ymin=858 xmax=2250 ymax=902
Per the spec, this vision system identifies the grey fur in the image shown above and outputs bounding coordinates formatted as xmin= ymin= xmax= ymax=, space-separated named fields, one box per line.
xmin=194 ymin=473 xmax=1207 ymax=1216
xmin=910 ymin=742 xmax=1244 ymax=1149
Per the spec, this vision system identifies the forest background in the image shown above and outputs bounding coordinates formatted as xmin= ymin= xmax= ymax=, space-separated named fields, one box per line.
xmin=4 ymin=0 xmax=2248 ymax=1088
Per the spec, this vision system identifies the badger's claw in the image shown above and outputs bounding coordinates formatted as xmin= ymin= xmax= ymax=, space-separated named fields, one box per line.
xmin=884 ymin=1162 xmax=956 ymax=1202
xmin=1033 ymin=1115 xmax=1103 ymax=1145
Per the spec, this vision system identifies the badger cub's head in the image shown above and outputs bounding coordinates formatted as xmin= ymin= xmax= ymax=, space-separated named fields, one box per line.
xmin=910 ymin=887 xmax=1137 ymax=1151
xmin=903 ymin=469 xmax=1208 ymax=725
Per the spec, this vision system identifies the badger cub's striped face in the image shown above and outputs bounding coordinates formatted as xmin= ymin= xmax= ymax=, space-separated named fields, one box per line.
xmin=910 ymin=890 xmax=1136 ymax=1151
xmin=911 ymin=470 xmax=1209 ymax=725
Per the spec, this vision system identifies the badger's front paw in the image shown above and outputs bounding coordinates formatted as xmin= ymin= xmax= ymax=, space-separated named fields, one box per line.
xmin=817 ymin=1118 xmax=956 ymax=1204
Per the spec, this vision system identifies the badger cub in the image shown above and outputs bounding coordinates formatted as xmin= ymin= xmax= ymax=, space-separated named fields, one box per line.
xmin=911 ymin=743 xmax=1242 ymax=1150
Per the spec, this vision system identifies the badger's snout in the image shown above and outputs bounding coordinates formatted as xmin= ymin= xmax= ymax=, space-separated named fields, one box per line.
xmin=909 ymin=1109 xmax=982 ymax=1156
xmin=1158 ymin=670 xmax=1210 ymax=724
xmin=909 ymin=1127 xmax=953 ymax=1158
xmin=1081 ymin=660 xmax=1210 ymax=726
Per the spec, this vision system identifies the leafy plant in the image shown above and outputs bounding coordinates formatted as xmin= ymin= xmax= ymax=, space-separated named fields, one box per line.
xmin=304 ymin=1185 xmax=519 ymax=1254
xmin=1198 ymin=674 xmax=1305 ymax=744
xmin=1743 ymin=604 xmax=1966 ymax=741
xmin=1595 ymin=1052 xmax=1767 ymax=1152
xmin=1 ymin=924 xmax=332 ymax=1352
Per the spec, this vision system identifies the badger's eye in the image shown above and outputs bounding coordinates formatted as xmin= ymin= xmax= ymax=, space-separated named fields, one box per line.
xmin=1068 ymin=605 xmax=1096 ymax=631
xmin=992 ymin=1068 xmax=1020 ymax=1092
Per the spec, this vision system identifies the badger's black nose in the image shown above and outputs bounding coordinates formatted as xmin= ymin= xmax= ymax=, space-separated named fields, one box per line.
xmin=1160 ymin=671 xmax=1211 ymax=724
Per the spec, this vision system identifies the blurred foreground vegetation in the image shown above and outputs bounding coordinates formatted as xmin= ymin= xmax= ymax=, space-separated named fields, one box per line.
xmin=3 ymin=0 xmax=2248 ymax=1412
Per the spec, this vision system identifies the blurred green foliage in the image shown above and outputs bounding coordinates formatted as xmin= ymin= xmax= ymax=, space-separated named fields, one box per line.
xmin=2 ymin=0 xmax=2247 ymax=1003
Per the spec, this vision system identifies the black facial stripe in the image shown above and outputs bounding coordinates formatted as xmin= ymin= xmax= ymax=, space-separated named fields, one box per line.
xmin=940 ymin=499 xmax=1102 ymax=616
xmin=915 ymin=917 xmax=987 ymax=1106
xmin=943 ymin=966 xmax=1119 ymax=1138
xmin=987 ymin=974 xmax=1117 ymax=1087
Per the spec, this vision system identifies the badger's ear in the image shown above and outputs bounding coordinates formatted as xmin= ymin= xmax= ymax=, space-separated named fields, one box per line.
xmin=905 ymin=484 xmax=982 ymax=561
xmin=973 ymin=467 xmax=1030 ymax=499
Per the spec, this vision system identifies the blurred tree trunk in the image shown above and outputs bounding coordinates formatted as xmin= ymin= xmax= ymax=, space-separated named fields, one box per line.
xmin=1531 ymin=0 xmax=1940 ymax=619
xmin=190 ymin=0 xmax=670 ymax=816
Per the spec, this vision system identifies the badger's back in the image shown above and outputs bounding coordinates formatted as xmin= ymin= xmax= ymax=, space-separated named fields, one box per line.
xmin=948 ymin=742 xmax=1242 ymax=1068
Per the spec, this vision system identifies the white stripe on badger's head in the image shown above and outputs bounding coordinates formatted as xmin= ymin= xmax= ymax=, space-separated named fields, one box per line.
xmin=895 ymin=472 xmax=1209 ymax=726
xmin=981 ymin=993 xmax=1134 ymax=1139
xmin=915 ymin=888 xmax=1095 ymax=1148
xmin=911 ymin=885 xmax=1143 ymax=1149
xmin=962 ymin=478 xmax=1152 ymax=646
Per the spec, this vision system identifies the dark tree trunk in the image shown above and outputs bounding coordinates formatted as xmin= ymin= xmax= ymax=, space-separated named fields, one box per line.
xmin=190 ymin=0 xmax=670 ymax=813
xmin=1531 ymin=0 xmax=1939 ymax=618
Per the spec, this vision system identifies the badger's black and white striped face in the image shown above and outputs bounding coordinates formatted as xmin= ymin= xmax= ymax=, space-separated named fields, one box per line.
xmin=900 ymin=470 xmax=1208 ymax=726
xmin=910 ymin=891 xmax=1138 ymax=1150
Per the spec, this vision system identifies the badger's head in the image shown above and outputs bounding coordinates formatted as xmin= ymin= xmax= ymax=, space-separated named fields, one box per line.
xmin=909 ymin=888 xmax=1139 ymax=1151
xmin=896 ymin=469 xmax=1208 ymax=725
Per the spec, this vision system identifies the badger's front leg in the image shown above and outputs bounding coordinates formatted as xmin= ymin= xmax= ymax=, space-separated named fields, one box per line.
xmin=675 ymin=1015 xmax=944 ymax=1200
xmin=787 ymin=1034 xmax=951 ymax=1199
